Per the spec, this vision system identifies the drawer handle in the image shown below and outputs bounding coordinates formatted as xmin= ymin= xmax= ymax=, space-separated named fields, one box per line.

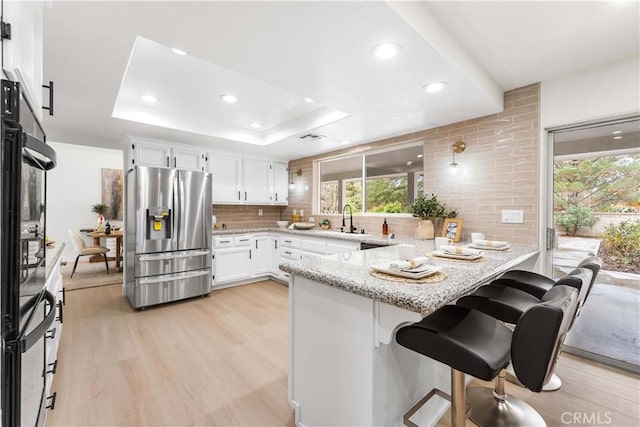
xmin=285 ymin=251 xmax=292 ymax=255
xmin=45 ymin=328 xmax=56 ymax=340
xmin=284 ymin=240 xmax=292 ymax=244
xmin=239 ymin=239 xmax=249 ymax=242
xmin=47 ymin=360 xmax=58 ymax=375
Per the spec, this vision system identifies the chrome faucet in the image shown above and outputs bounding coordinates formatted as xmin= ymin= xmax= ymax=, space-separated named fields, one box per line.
xmin=342 ymin=204 xmax=357 ymax=233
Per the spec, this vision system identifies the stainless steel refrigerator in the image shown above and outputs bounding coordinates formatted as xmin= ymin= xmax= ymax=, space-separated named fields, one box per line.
xmin=124 ymin=166 xmax=212 ymax=309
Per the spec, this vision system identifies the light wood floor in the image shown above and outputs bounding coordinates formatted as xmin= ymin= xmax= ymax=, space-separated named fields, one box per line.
xmin=48 ymin=282 xmax=639 ymax=427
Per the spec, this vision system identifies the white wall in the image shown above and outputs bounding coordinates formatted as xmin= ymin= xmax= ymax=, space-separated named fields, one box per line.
xmin=47 ymin=142 xmax=124 ymax=262
xmin=541 ymin=56 xmax=640 ymax=128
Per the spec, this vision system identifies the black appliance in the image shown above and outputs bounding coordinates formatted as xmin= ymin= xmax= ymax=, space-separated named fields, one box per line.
xmin=1 ymin=80 xmax=57 ymax=426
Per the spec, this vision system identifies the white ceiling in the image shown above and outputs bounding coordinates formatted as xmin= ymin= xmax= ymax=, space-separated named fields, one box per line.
xmin=42 ymin=1 xmax=640 ymax=161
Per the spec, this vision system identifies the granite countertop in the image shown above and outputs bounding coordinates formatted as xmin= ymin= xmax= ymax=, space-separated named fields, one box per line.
xmin=212 ymin=227 xmax=399 ymax=246
xmin=45 ymin=242 xmax=65 ymax=279
xmin=279 ymin=241 xmax=539 ymax=315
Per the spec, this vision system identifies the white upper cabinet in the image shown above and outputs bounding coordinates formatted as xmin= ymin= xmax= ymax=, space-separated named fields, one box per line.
xmin=125 ymin=137 xmax=206 ymax=172
xmin=2 ymin=0 xmax=45 ymax=119
xmin=172 ymin=145 xmax=206 ymax=171
xmin=242 ymin=158 xmax=271 ymax=204
xmin=272 ymin=162 xmax=289 ymax=205
xmin=127 ymin=138 xmax=171 ymax=169
xmin=209 ymin=155 xmax=288 ymax=206
xmin=210 ymin=152 xmax=241 ymax=203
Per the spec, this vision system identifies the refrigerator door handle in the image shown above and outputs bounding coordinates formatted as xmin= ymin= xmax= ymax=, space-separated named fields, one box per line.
xmin=172 ymin=174 xmax=180 ymax=249
xmin=138 ymin=250 xmax=211 ymax=262
xmin=138 ymin=269 xmax=211 ymax=285
xmin=19 ymin=291 xmax=56 ymax=353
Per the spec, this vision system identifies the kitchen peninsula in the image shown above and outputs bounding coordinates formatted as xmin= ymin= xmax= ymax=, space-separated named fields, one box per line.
xmin=280 ymin=241 xmax=539 ymax=426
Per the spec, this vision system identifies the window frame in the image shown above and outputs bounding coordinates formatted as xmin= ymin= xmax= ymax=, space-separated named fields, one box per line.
xmin=314 ymin=139 xmax=423 ymax=216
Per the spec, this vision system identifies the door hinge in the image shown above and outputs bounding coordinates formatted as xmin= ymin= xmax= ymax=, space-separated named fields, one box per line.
xmin=546 ymin=228 xmax=556 ymax=250
xmin=1 ymin=21 xmax=12 ymax=40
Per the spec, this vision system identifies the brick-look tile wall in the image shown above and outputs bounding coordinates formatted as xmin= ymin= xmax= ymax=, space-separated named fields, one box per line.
xmin=284 ymin=83 xmax=540 ymax=244
xmin=212 ymin=205 xmax=284 ymax=229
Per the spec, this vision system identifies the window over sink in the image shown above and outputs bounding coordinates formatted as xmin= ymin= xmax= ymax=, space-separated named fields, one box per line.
xmin=317 ymin=141 xmax=424 ymax=215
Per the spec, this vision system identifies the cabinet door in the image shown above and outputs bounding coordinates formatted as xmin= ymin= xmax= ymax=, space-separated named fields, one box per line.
xmin=242 ymin=158 xmax=271 ymax=203
xmin=210 ymin=153 xmax=241 ymax=203
xmin=271 ymin=236 xmax=280 ymax=275
xmin=2 ymin=0 xmax=44 ymax=118
xmin=252 ymin=235 xmax=272 ymax=276
xmin=213 ymin=247 xmax=251 ymax=285
xmin=131 ymin=139 xmax=172 ymax=168
xmin=172 ymin=146 xmax=205 ymax=171
xmin=273 ymin=162 xmax=289 ymax=205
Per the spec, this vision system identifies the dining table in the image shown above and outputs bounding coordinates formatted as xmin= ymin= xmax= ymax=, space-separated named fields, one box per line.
xmin=86 ymin=229 xmax=123 ymax=272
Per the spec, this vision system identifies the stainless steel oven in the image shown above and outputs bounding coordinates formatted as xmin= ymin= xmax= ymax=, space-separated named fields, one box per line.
xmin=1 ymin=79 xmax=57 ymax=426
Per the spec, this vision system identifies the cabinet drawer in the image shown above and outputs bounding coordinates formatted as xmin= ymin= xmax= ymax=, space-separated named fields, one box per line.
xmin=213 ymin=236 xmax=234 ymax=248
xmin=280 ymin=247 xmax=301 ymax=260
xmin=233 ymin=236 xmax=252 ymax=246
xmin=280 ymin=236 xmax=301 ymax=248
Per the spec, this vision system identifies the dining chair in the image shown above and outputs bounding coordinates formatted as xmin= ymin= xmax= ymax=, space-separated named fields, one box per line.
xmin=67 ymin=230 xmax=110 ymax=278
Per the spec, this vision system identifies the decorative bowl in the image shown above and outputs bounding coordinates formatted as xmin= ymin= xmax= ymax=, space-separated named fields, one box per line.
xmin=293 ymin=222 xmax=316 ymax=230
xmin=276 ymin=221 xmax=288 ymax=229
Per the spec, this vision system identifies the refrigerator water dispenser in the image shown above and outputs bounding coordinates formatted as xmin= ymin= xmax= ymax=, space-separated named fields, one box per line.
xmin=146 ymin=208 xmax=172 ymax=240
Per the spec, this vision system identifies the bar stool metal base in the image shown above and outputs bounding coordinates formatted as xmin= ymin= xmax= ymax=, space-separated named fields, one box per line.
xmin=466 ymin=387 xmax=546 ymax=427
xmin=506 ymin=367 xmax=562 ymax=391
xmin=403 ymin=369 xmax=470 ymax=427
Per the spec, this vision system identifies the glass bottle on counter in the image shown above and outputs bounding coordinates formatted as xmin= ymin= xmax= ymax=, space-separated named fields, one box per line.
xmin=291 ymin=209 xmax=300 ymax=223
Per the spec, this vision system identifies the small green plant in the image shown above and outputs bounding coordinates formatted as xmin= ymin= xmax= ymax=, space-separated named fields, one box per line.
xmin=320 ymin=218 xmax=331 ymax=226
xmin=602 ymin=220 xmax=640 ymax=271
xmin=410 ymin=194 xmax=457 ymax=220
xmin=556 ymin=205 xmax=597 ymax=236
xmin=91 ymin=203 xmax=108 ymax=216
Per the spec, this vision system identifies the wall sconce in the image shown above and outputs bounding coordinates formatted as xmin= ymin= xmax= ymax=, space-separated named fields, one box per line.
xmin=289 ymin=168 xmax=302 ymax=189
xmin=450 ymin=141 xmax=466 ymax=172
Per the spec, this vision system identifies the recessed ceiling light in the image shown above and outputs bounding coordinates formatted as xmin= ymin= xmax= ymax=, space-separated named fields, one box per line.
xmin=249 ymin=122 xmax=262 ymax=128
xmin=612 ymin=130 xmax=622 ymax=134
xmin=141 ymin=94 xmax=158 ymax=103
xmin=613 ymin=136 xmax=623 ymax=140
xmin=339 ymin=139 xmax=351 ymax=144
xmin=304 ymin=97 xmax=314 ymax=103
xmin=406 ymin=161 xmax=413 ymax=166
xmin=372 ymin=42 xmax=401 ymax=60
xmin=417 ymin=154 xmax=424 ymax=158
xmin=423 ymin=81 xmax=448 ymax=93
xmin=171 ymin=48 xmax=187 ymax=56
xmin=220 ymin=94 xmax=237 ymax=104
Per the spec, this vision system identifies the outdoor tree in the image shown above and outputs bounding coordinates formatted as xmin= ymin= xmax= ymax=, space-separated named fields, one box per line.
xmin=554 ymin=154 xmax=640 ymax=212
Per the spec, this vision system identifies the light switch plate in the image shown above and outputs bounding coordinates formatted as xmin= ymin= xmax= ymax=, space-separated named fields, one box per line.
xmin=258 ymin=209 xmax=263 ymax=216
xmin=501 ymin=209 xmax=524 ymax=224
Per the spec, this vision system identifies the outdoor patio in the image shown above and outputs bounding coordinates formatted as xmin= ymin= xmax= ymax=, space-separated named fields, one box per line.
xmin=555 ymin=236 xmax=639 ymax=371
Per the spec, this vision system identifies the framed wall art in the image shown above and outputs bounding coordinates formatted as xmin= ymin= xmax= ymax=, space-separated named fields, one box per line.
xmin=442 ymin=218 xmax=463 ymax=242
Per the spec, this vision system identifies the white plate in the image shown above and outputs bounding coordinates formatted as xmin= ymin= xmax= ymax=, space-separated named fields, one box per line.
xmin=370 ymin=262 xmax=443 ymax=279
xmin=466 ymin=243 xmax=511 ymax=251
xmin=431 ymin=250 xmax=483 ymax=260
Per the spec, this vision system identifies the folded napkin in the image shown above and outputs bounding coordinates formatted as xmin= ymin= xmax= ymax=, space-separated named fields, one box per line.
xmin=440 ymin=246 xmax=482 ymax=256
xmin=473 ymin=239 xmax=508 ymax=248
xmin=389 ymin=256 xmax=429 ymax=271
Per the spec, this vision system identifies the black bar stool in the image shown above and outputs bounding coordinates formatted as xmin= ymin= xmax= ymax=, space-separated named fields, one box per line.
xmin=496 ymin=256 xmax=601 ymax=300
xmin=459 ymin=259 xmax=601 ymax=391
xmin=396 ymin=285 xmax=578 ymax=426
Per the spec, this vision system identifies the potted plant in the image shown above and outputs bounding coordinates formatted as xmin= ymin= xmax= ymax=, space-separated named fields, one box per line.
xmin=410 ymin=194 xmax=457 ymax=239
xmin=320 ymin=218 xmax=331 ymax=230
xmin=91 ymin=203 xmax=108 ymax=232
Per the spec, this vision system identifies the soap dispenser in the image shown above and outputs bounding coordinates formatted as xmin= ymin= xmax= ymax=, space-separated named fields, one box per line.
xmin=382 ymin=218 xmax=389 ymax=236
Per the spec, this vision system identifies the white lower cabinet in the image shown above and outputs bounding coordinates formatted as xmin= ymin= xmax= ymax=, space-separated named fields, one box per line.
xmin=44 ymin=259 xmax=64 ymax=422
xmin=213 ymin=232 xmax=361 ymax=288
xmin=213 ymin=247 xmax=252 ymax=286
xmin=252 ymin=235 xmax=272 ymax=277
